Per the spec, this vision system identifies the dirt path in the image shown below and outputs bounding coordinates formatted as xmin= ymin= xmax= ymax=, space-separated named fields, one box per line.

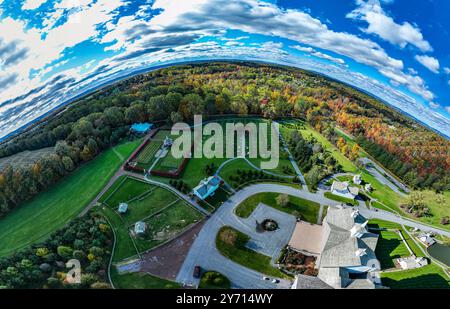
xmin=138 ymin=221 xmax=206 ymax=280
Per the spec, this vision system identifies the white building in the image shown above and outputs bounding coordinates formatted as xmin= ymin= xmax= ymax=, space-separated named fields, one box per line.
xmin=418 ymin=233 xmax=436 ymax=247
xmin=397 ymin=256 xmax=428 ymax=270
xmin=353 ymin=174 xmax=362 ymax=185
xmin=118 ymin=202 xmax=128 ymax=214
xmin=134 ymin=221 xmax=147 ymax=235
xmin=290 ymin=206 xmax=381 ymax=289
xmin=331 ymin=181 xmax=359 ymax=200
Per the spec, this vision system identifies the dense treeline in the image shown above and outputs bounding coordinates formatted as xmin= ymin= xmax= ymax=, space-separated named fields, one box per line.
xmin=1 ymin=62 xmax=448 ymax=219
xmin=0 ymin=212 xmax=111 ymax=288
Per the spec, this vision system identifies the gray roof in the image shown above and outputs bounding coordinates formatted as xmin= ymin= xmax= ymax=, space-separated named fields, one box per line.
xmin=292 ymin=274 xmax=333 ymax=289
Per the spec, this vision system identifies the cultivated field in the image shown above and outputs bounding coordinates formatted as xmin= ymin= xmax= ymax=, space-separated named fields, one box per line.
xmin=135 ymin=140 xmax=163 ymax=165
xmin=0 ymin=147 xmax=54 ymax=169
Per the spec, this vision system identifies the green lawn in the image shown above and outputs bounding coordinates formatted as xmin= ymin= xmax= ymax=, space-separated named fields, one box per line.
xmin=199 ymin=271 xmax=231 ymax=289
xmin=0 ymin=139 xmax=142 ymax=257
xmin=121 ymin=187 xmax=178 ymax=224
xmin=235 ymin=192 xmax=321 ymax=223
xmin=324 ymin=192 xmax=358 ymax=206
xmin=111 ymin=269 xmax=180 ymax=289
xmin=375 ymin=230 xmax=410 ymax=269
xmin=216 ymin=226 xmax=288 ymax=278
xmin=102 ymin=177 xmax=154 ymax=207
xmin=381 ymin=263 xmax=450 ymax=289
xmin=401 ymin=190 xmax=450 ymax=230
xmin=100 ymin=206 xmax=138 ymax=262
xmin=136 ymin=140 xmax=162 ymax=164
xmin=134 ymin=201 xmax=204 ymax=253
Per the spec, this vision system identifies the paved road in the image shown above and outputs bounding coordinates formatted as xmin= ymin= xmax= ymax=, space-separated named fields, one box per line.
xmin=176 ymin=183 xmax=339 ymax=289
xmin=360 ymin=157 xmax=409 ymax=195
xmin=273 ymin=121 xmax=308 ymax=190
xmin=357 ymin=206 xmax=450 ymax=237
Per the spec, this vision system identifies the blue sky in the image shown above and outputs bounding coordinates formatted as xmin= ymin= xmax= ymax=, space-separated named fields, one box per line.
xmin=0 ymin=0 xmax=449 ymax=139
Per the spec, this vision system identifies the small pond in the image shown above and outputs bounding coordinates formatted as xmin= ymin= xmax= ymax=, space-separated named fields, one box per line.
xmin=427 ymin=243 xmax=450 ymax=267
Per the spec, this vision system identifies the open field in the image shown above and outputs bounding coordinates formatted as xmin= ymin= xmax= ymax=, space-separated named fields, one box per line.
xmin=0 ymin=147 xmax=55 ymax=169
xmin=0 ymin=139 xmax=142 ymax=257
xmin=235 ymin=192 xmax=321 ymax=223
xmin=134 ymin=201 xmax=204 ymax=252
xmin=381 ymin=263 xmax=449 ymax=289
xmin=216 ymin=226 xmax=288 ymax=278
xmin=400 ymin=190 xmax=450 ymax=229
xmin=101 ymin=177 xmax=154 ymax=207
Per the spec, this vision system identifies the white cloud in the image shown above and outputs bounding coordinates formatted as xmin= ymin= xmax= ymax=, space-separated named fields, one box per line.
xmin=347 ymin=0 xmax=432 ymax=52
xmin=261 ymin=41 xmax=283 ymax=49
xmin=429 ymin=102 xmax=440 ymax=109
xmin=415 ymin=55 xmax=440 ymax=73
xmin=445 ymin=107 xmax=450 ymax=114
xmin=444 ymin=67 xmax=450 ymax=74
xmin=291 ymin=45 xmax=345 ymax=64
xmin=21 ymin=0 xmax=47 ymax=10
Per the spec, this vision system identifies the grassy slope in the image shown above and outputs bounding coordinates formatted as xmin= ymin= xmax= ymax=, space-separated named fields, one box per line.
xmin=234 ymin=192 xmax=321 ymax=223
xmin=0 ymin=139 xmax=141 ymax=257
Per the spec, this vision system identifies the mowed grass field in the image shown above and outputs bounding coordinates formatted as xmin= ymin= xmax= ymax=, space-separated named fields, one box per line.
xmin=381 ymin=263 xmax=450 ymax=289
xmin=0 ymin=139 xmax=142 ymax=257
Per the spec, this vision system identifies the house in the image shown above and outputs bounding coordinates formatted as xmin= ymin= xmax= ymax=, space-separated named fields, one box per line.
xmin=131 ymin=123 xmax=153 ymax=134
xmin=193 ymin=176 xmax=221 ymax=200
xmin=163 ymin=136 xmax=173 ymax=148
xmin=290 ymin=206 xmax=381 ymax=289
xmin=118 ymin=203 xmax=128 ymax=214
xmin=134 ymin=221 xmax=147 ymax=235
xmin=397 ymin=256 xmax=428 ymax=270
xmin=418 ymin=233 xmax=436 ymax=247
xmin=353 ymin=174 xmax=362 ymax=185
xmin=330 ymin=181 xmax=359 ymax=200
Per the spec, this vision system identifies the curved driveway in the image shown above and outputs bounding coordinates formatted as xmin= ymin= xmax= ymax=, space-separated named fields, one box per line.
xmin=176 ymin=184 xmax=338 ymax=289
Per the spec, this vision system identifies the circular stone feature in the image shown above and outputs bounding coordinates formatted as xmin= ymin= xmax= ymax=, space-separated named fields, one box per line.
xmin=262 ymin=219 xmax=279 ymax=231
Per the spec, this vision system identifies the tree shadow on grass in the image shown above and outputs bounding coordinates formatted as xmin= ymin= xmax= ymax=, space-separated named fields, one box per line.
xmin=382 ymin=273 xmax=450 ymax=289
xmin=376 ymin=237 xmax=407 ymax=269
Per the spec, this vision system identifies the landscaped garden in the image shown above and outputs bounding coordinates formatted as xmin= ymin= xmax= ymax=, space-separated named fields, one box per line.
xmin=215 ymin=226 xmax=288 ymax=278
xmin=99 ymin=176 xmax=205 ymax=260
xmin=235 ymin=192 xmax=322 ymax=223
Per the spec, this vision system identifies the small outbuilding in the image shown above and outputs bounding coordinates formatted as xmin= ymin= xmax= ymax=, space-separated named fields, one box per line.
xmin=331 ymin=181 xmax=359 ymax=199
xmin=353 ymin=174 xmax=362 ymax=185
xmin=118 ymin=202 xmax=128 ymax=214
xmin=418 ymin=233 xmax=436 ymax=247
xmin=163 ymin=136 xmax=173 ymax=148
xmin=134 ymin=221 xmax=147 ymax=235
